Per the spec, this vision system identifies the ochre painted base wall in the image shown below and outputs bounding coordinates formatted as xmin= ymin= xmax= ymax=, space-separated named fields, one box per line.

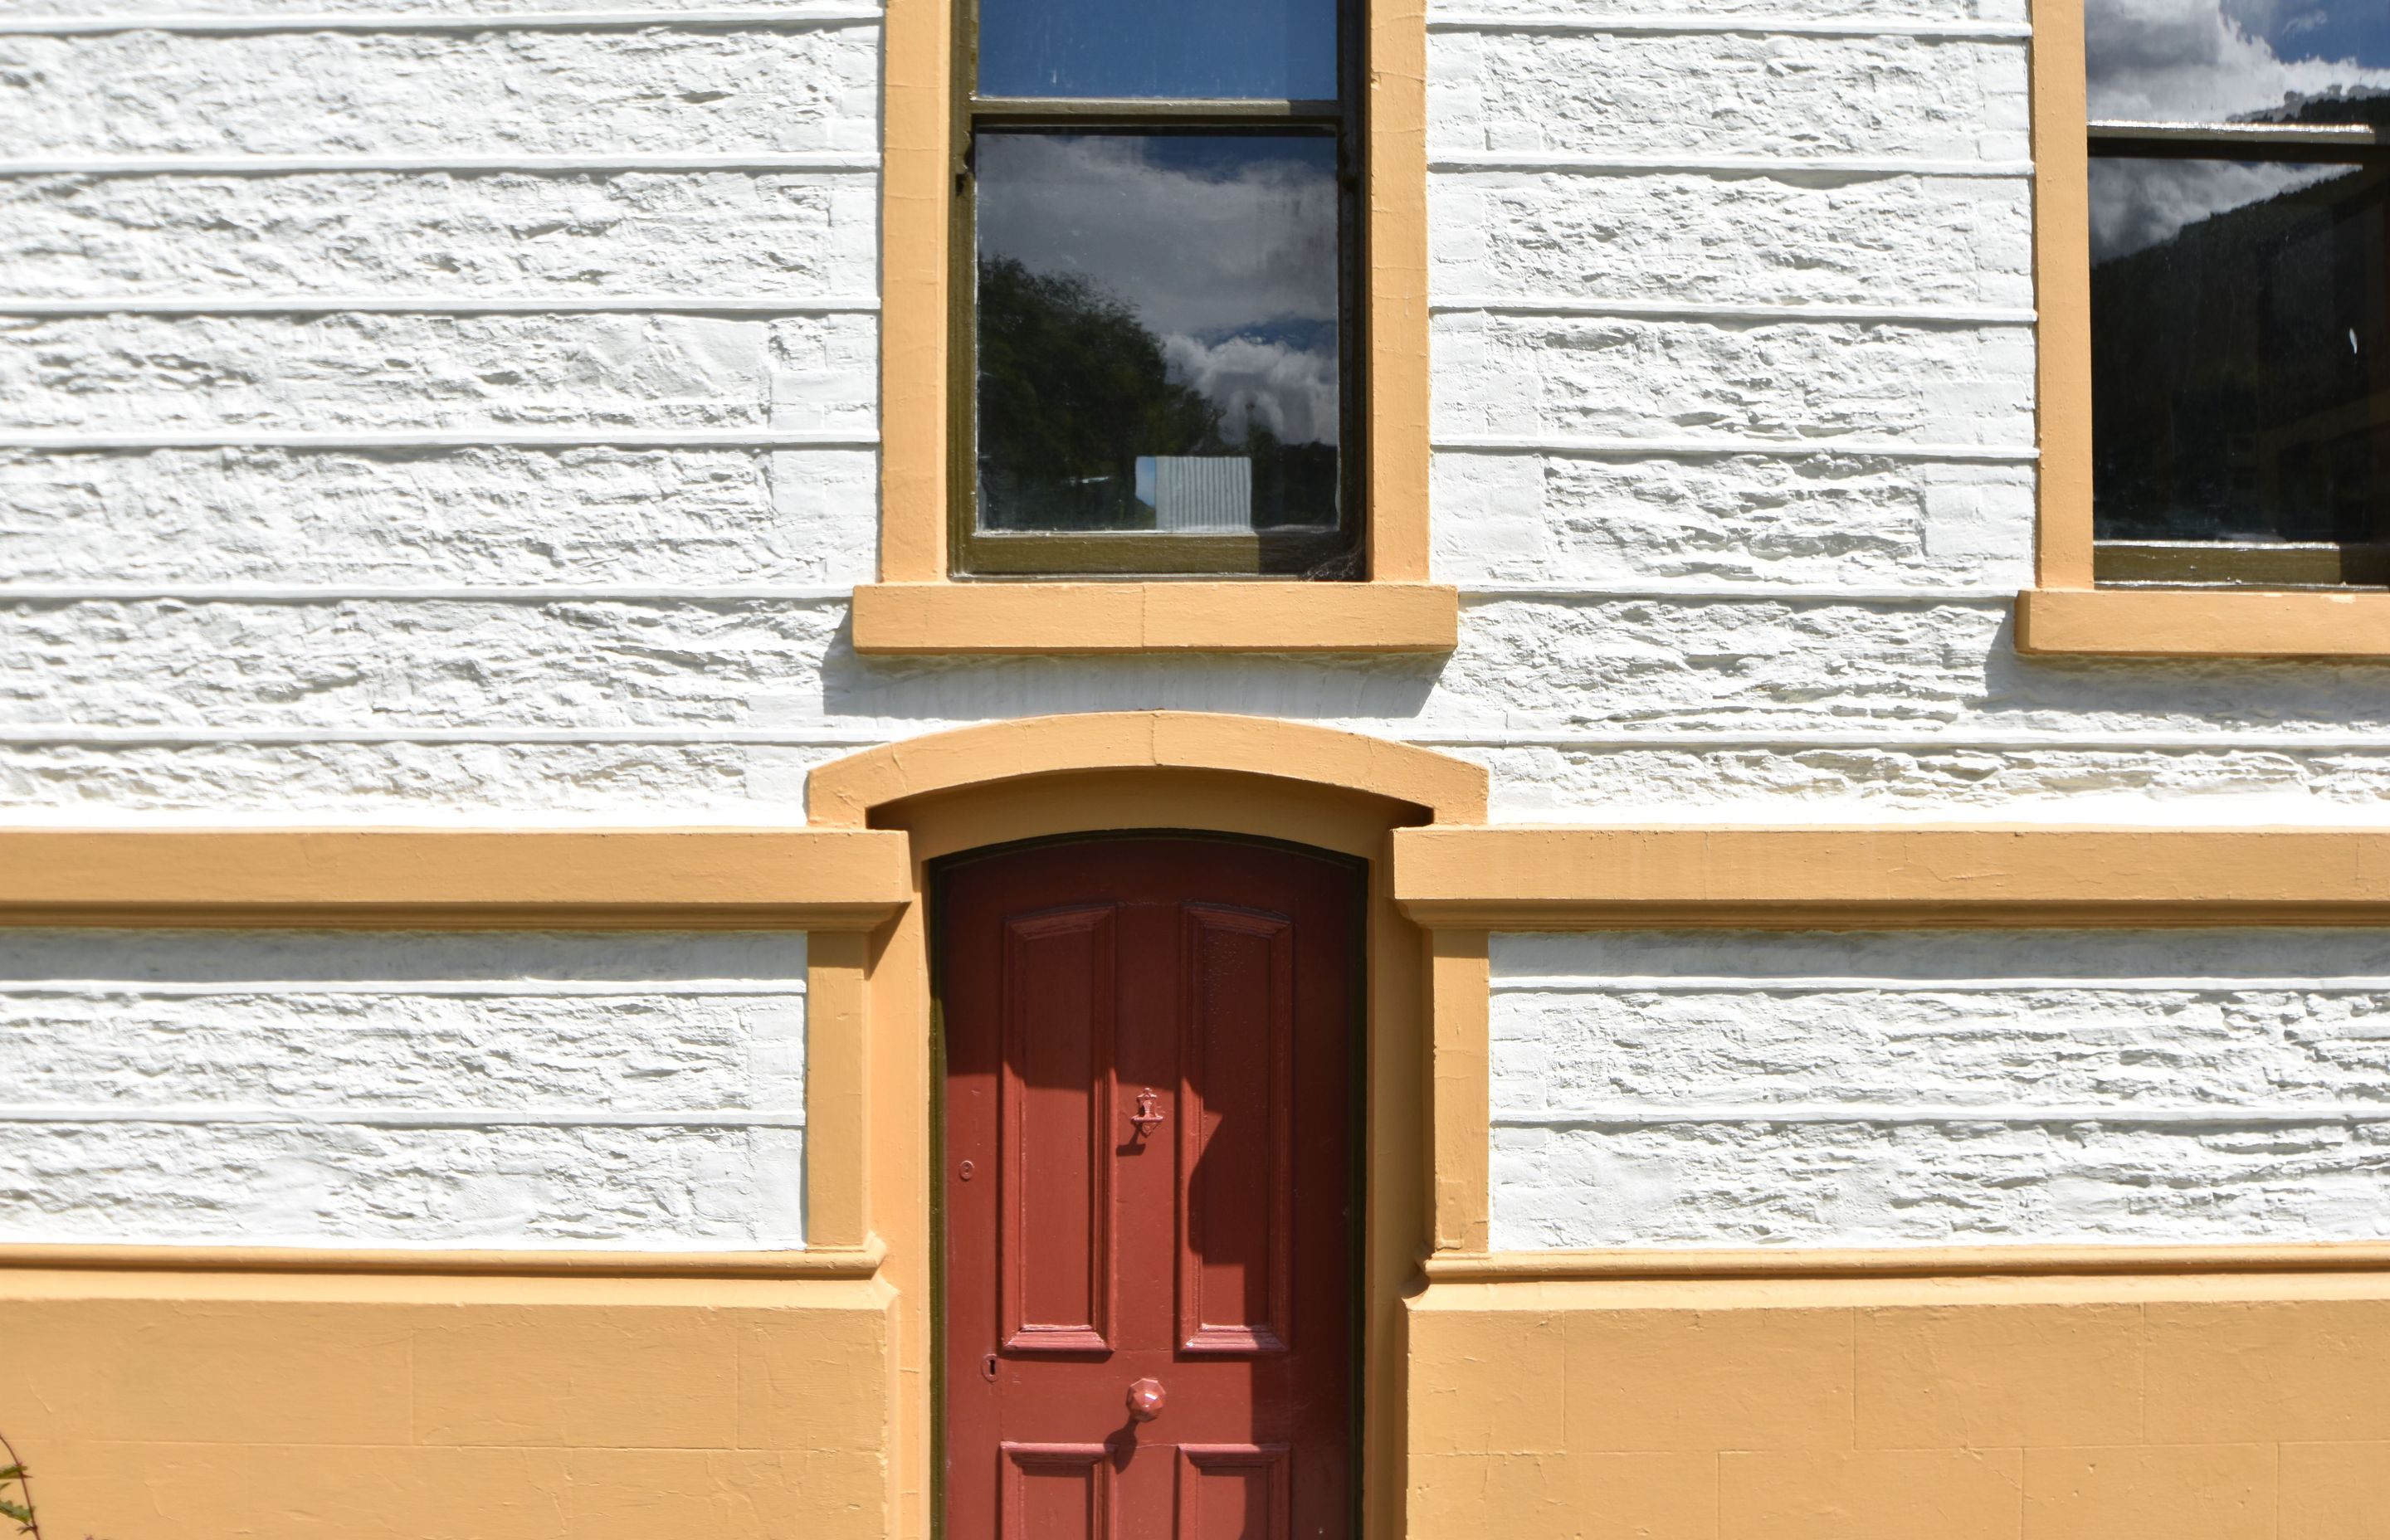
xmin=9 ymin=1265 xmax=2389 ymax=1537
xmin=1408 ymin=1272 xmax=2390 ymax=1540
xmin=0 ymin=1270 xmax=892 ymax=1539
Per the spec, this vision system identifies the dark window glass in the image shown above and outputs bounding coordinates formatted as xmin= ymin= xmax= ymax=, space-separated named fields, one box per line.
xmin=2085 ymin=0 xmax=2390 ymax=583
xmin=2091 ymin=160 xmax=2390 ymax=548
xmin=976 ymin=0 xmax=1337 ymax=100
xmin=954 ymin=0 xmax=1356 ymax=578
xmin=974 ymin=132 xmax=1341 ymax=540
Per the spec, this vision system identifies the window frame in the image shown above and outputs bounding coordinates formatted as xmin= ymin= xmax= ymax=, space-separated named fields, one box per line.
xmin=857 ymin=0 xmax=1454 ymax=655
xmin=946 ymin=0 xmax=1367 ymax=578
xmin=2018 ymin=0 xmax=2390 ymax=659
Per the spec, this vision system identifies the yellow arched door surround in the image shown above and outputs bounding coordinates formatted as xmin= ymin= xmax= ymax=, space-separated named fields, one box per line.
xmin=801 ymin=712 xmax=1489 ymax=1540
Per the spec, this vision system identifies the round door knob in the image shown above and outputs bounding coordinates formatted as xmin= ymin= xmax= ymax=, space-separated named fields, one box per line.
xmin=1127 ymin=1377 xmax=1166 ymax=1421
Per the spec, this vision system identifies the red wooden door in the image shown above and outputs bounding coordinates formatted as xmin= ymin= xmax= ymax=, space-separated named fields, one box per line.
xmin=941 ymin=836 xmax=1358 ymax=1540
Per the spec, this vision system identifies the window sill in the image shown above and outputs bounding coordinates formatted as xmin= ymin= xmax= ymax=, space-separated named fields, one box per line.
xmin=849 ymin=582 xmax=1460 ymax=655
xmin=2017 ymin=587 xmax=2390 ymax=660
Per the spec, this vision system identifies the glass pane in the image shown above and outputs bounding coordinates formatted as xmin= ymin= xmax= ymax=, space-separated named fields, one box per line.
xmin=2090 ymin=158 xmax=2390 ymax=547
xmin=977 ymin=0 xmax=1336 ymax=100
xmin=2085 ymin=0 xmax=2390 ymax=124
xmin=973 ymin=132 xmax=1342 ymax=543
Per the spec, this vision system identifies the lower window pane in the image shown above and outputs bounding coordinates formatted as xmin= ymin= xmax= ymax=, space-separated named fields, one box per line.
xmin=972 ymin=131 xmax=1346 ymax=568
xmin=2090 ymin=157 xmax=2390 ymax=557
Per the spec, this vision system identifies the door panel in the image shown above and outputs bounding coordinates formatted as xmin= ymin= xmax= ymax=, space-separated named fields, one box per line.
xmin=1003 ymin=1443 xmax=1112 ymax=1540
xmin=1178 ymin=904 xmax=1295 ymax=1357
xmin=944 ymin=837 xmax=1358 ymax=1540
xmin=1001 ymin=904 xmax=1117 ymax=1354
xmin=1177 ymin=1445 xmax=1290 ymax=1540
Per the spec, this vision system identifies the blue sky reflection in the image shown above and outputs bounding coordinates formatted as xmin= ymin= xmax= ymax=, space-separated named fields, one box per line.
xmin=978 ymin=0 xmax=1336 ymax=100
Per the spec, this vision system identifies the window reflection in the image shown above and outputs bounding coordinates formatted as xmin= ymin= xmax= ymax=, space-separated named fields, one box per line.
xmin=2085 ymin=0 xmax=2390 ymax=124
xmin=973 ymin=133 xmax=1342 ymax=540
xmin=2090 ymin=159 xmax=2390 ymax=547
xmin=977 ymin=0 xmax=1337 ymax=100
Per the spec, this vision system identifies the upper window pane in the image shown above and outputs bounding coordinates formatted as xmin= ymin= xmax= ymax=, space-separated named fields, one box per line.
xmin=2085 ymin=0 xmax=2390 ymax=124
xmin=976 ymin=0 xmax=1338 ymax=100
xmin=973 ymin=131 xmax=1342 ymax=546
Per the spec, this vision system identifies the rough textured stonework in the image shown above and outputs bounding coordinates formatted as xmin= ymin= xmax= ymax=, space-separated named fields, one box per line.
xmin=0 ymin=30 xmax=878 ymax=155
xmin=0 ymin=932 xmax=807 ymax=1247
xmin=1490 ymin=932 xmax=2390 ymax=1248
xmin=1433 ymin=314 xmax=2037 ymax=444
xmin=1432 ymin=454 xmax=2037 ymax=587
xmin=1430 ymin=33 xmax=2031 ymax=160
xmin=1431 ymin=172 xmax=2035 ymax=309
xmin=2 ymin=1 xmax=2385 ymax=1255
xmin=0 ymin=448 xmax=878 ymax=586
xmin=0 ymin=173 xmax=876 ymax=298
xmin=0 ymin=314 xmax=877 ymax=432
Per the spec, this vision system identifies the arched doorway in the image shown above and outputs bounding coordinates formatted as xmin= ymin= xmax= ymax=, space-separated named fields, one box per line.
xmin=803 ymin=713 xmax=1488 ymax=1539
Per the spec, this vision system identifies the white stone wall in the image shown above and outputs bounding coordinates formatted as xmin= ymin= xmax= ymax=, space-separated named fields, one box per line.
xmin=1492 ymin=931 xmax=2390 ymax=1249
xmin=2 ymin=0 xmax=2385 ymax=1252
xmin=0 ymin=931 xmax=807 ymax=1247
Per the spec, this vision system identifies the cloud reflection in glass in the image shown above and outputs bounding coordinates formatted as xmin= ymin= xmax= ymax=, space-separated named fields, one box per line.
xmin=973 ymin=132 xmax=1342 ymax=537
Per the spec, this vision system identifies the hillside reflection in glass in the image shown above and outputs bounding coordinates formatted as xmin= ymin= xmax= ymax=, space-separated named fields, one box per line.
xmin=2086 ymin=0 xmax=2390 ymax=556
xmin=973 ymin=132 xmax=1341 ymax=541
xmin=2091 ymin=161 xmax=2388 ymax=547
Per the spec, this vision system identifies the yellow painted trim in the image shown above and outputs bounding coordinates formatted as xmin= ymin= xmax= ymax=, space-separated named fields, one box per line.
xmin=0 ymin=1241 xmax=884 ymax=1279
xmin=1393 ymin=825 xmax=2390 ymax=927
xmin=805 ymin=930 xmax=876 ymax=1252
xmin=0 ymin=829 xmax=910 ymax=928
xmin=847 ymin=580 xmax=1460 ymax=655
xmin=2018 ymin=585 xmax=2390 ymax=659
xmin=1427 ymin=929 xmax=1490 ymax=1255
xmin=2023 ymin=0 xmax=2388 ymax=650
xmin=864 ymin=0 xmax=1439 ymax=650
xmin=2030 ymin=0 xmax=2095 ymax=590
xmin=809 ymin=717 xmax=1490 ymax=1538
xmin=807 ymin=710 xmax=1490 ymax=827
xmin=1367 ymin=0 xmax=1432 ymax=583
xmin=879 ymin=0 xmax=949 ymax=583
xmin=1424 ymin=1243 xmax=2390 ymax=1283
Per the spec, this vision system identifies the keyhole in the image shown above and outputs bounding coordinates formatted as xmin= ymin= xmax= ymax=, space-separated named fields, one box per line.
xmin=981 ymin=1353 xmax=998 ymax=1382
xmin=958 ymin=1159 xmax=975 ymax=1182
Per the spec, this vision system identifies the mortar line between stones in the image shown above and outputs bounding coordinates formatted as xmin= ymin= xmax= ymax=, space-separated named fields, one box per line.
xmin=12 ymin=726 xmax=2390 ymax=752
xmin=1490 ymin=974 xmax=2390 ymax=993
xmin=0 ymin=7 xmax=884 ymax=32
xmin=1432 ymin=295 xmax=2038 ymax=326
xmin=1495 ymin=1104 xmax=2390 ymax=1128
xmin=0 ymin=153 xmax=880 ymax=177
xmin=0 ymin=1104 xmax=810 ymax=1128
xmin=0 ymin=295 xmax=881 ymax=316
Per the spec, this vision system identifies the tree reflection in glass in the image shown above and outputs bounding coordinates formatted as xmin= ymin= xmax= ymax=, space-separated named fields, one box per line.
xmin=973 ymin=132 xmax=1342 ymax=540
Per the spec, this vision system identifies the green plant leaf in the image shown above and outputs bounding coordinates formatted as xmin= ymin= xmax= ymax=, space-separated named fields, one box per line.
xmin=0 ymin=1498 xmax=31 ymax=1523
xmin=0 ymin=1466 xmax=21 ymax=1479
